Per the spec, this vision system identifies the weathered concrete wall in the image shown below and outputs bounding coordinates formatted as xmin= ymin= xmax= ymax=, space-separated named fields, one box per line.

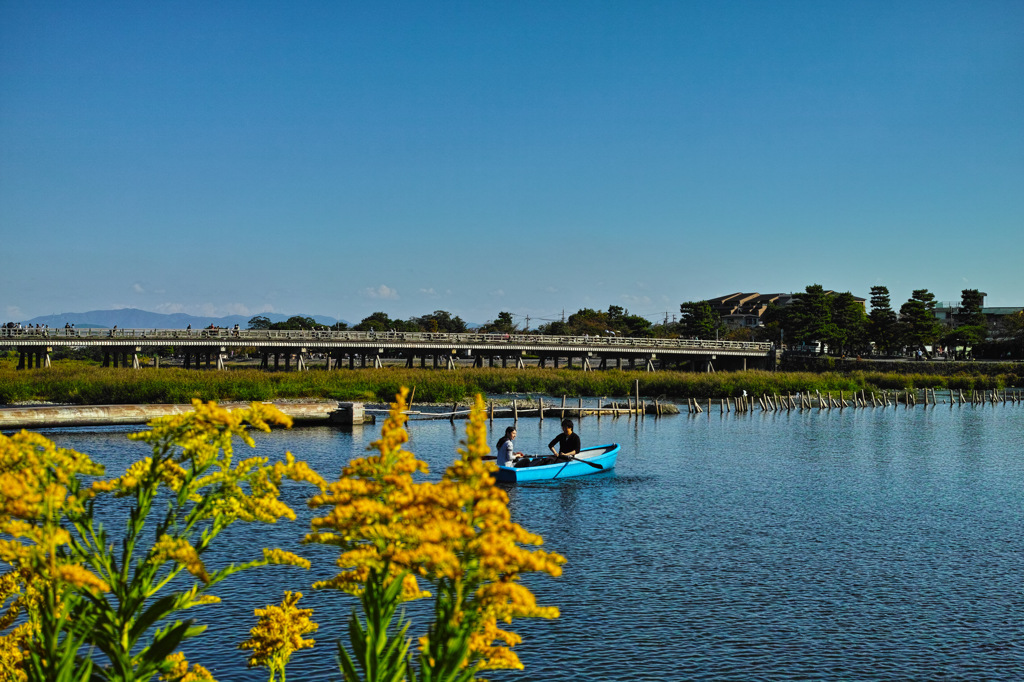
xmin=0 ymin=402 xmax=365 ymax=430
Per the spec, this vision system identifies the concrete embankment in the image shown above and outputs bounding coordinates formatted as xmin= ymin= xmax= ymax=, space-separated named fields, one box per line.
xmin=0 ymin=402 xmax=371 ymax=430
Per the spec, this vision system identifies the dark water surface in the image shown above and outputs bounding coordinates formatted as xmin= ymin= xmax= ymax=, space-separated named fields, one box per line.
xmin=39 ymin=403 xmax=1024 ymax=681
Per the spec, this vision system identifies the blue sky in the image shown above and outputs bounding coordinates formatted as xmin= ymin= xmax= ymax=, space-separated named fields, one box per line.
xmin=2 ymin=1 xmax=1021 ymax=326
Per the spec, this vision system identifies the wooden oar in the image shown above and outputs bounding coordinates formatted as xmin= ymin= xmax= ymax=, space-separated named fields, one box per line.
xmin=565 ymin=454 xmax=603 ymax=470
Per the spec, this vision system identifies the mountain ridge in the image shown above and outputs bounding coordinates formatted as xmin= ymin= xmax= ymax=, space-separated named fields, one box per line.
xmin=21 ymin=308 xmax=343 ymax=329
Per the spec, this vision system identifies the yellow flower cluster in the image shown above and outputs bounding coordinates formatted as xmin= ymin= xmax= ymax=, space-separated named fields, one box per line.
xmin=261 ymin=547 xmax=312 ymax=570
xmin=159 ymin=651 xmax=217 ymax=682
xmin=308 ymin=388 xmax=565 ymax=671
xmin=0 ymin=569 xmax=36 ymax=682
xmin=307 ymin=388 xmax=433 ymax=600
xmin=0 ymin=431 xmax=108 ymax=592
xmin=238 ymin=591 xmax=317 ymax=677
xmin=121 ymin=401 xmax=326 ymax=559
xmin=425 ymin=394 xmax=564 ymax=670
xmin=151 ymin=534 xmax=211 ymax=583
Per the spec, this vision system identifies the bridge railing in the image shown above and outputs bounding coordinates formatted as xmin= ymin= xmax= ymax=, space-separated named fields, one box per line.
xmin=0 ymin=327 xmax=773 ymax=351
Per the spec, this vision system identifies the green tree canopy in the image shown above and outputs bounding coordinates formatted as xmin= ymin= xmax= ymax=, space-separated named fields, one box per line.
xmin=678 ymin=301 xmax=722 ymax=339
xmin=785 ymin=284 xmax=833 ymax=348
xmin=868 ymin=286 xmax=899 ymax=354
xmin=899 ymin=289 xmax=942 ymax=351
xmin=827 ymin=292 xmax=869 ymax=355
xmin=353 ymin=311 xmax=394 ymax=332
xmin=247 ymin=315 xmax=272 ymax=330
xmin=481 ymin=312 xmax=516 ymax=334
xmin=412 ymin=310 xmax=467 ymax=334
xmin=957 ymin=289 xmax=987 ymax=327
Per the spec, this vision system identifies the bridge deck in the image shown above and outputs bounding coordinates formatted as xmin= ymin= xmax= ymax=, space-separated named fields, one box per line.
xmin=2 ymin=328 xmax=771 ymax=355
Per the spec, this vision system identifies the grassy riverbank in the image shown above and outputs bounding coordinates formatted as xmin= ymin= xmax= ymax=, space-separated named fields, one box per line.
xmin=1 ymin=360 xmax=1018 ymax=406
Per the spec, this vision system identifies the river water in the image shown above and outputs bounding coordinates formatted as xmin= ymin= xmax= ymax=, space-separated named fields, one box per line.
xmin=34 ymin=401 xmax=1024 ymax=681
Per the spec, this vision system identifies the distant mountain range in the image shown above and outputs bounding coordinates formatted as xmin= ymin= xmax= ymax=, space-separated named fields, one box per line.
xmin=22 ymin=308 xmax=343 ymax=329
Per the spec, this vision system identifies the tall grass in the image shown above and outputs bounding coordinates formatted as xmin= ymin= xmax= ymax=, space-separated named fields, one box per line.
xmin=0 ymin=360 xmax=1018 ymax=405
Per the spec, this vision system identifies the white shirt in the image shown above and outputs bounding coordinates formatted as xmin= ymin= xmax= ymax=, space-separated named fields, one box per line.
xmin=497 ymin=439 xmax=517 ymax=467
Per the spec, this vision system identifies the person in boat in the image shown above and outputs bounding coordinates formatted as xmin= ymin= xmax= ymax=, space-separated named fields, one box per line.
xmin=545 ymin=419 xmax=581 ymax=463
xmin=495 ymin=426 xmax=526 ymax=467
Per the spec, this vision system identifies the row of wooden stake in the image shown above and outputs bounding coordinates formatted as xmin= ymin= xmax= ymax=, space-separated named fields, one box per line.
xmin=686 ymin=388 xmax=1022 ymax=414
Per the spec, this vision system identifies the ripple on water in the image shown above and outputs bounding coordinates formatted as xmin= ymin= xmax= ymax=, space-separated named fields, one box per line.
xmin=40 ymin=405 xmax=1024 ymax=681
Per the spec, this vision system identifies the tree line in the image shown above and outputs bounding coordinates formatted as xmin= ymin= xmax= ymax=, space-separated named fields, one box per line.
xmin=247 ymin=289 xmax=1024 ymax=359
xmin=678 ymin=285 xmax=1021 ymax=359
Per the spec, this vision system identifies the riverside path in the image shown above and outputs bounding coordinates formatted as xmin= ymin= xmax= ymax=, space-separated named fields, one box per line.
xmin=2 ymin=328 xmax=774 ymax=372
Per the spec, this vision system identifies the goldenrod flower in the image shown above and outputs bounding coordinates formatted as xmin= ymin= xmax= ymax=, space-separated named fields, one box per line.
xmin=0 ymin=431 xmax=108 ymax=593
xmin=159 ymin=651 xmax=217 ymax=682
xmin=239 ymin=591 xmax=317 ymax=682
xmin=308 ymin=388 xmax=564 ymax=674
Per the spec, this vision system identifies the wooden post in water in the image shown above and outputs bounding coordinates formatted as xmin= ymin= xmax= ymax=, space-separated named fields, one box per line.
xmin=513 ymin=400 xmax=518 ymax=422
xmin=489 ymin=401 xmax=494 ymax=423
xmin=561 ymin=395 xmax=566 ymax=420
xmin=539 ymin=397 xmax=544 ymax=422
xmin=450 ymin=403 xmax=457 ymax=424
xmin=579 ymin=396 xmax=583 ymax=419
xmin=635 ymin=380 xmax=641 ymax=417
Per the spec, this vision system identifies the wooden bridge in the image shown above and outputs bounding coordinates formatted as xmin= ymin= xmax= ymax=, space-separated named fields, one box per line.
xmin=1 ymin=328 xmax=775 ymax=372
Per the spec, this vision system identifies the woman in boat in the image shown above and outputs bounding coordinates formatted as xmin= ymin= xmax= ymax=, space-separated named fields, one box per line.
xmin=495 ymin=426 xmax=526 ymax=467
xmin=546 ymin=419 xmax=581 ymax=463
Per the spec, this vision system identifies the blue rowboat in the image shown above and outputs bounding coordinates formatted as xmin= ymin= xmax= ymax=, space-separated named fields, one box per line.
xmin=494 ymin=443 xmax=619 ymax=483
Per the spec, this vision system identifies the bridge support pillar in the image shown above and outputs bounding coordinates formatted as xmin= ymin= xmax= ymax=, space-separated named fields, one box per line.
xmin=516 ymin=357 xmax=525 ymax=369
xmin=420 ymin=355 xmax=426 ymax=368
xmin=297 ymin=354 xmax=306 ymax=371
xmin=554 ymin=356 xmax=560 ymax=369
xmin=274 ymin=353 xmax=280 ymax=370
xmin=349 ymin=354 xmax=355 ymax=370
xmin=285 ymin=354 xmax=291 ymax=371
xmin=501 ymin=356 xmax=507 ymax=368
xmin=539 ymin=356 xmax=546 ymax=368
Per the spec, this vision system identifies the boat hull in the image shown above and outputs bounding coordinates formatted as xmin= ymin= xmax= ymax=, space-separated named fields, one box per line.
xmin=494 ymin=443 xmax=619 ymax=483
